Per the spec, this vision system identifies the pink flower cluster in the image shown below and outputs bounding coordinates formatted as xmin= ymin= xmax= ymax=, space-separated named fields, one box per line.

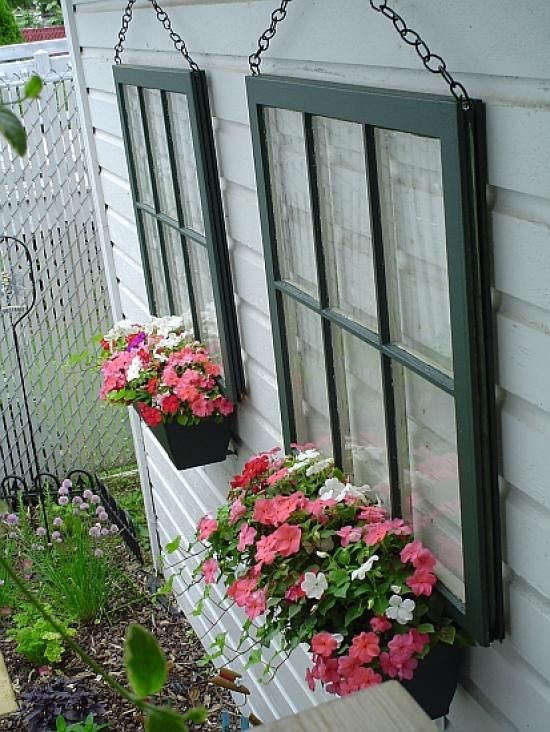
xmin=99 ymin=322 xmax=234 ymax=428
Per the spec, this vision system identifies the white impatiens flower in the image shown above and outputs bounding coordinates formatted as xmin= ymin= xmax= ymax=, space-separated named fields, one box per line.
xmin=306 ymin=457 xmax=335 ymax=477
xmin=157 ymin=332 xmax=187 ymax=350
xmin=288 ymin=449 xmax=321 ymax=473
xmin=301 ymin=571 xmax=328 ymax=600
xmin=126 ymin=355 xmax=143 ymax=382
xmin=319 ymin=477 xmax=348 ymax=502
xmin=385 ymin=595 xmax=416 ymax=625
xmin=148 ymin=315 xmax=185 ymax=336
xmin=351 ymin=554 xmax=380 ymax=581
xmin=104 ymin=319 xmax=142 ymax=342
xmin=391 ymin=584 xmax=402 ymax=595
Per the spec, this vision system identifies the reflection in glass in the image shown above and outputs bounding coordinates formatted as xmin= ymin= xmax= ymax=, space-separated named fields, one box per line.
xmin=166 ymin=93 xmax=205 ymax=234
xmin=377 ymin=129 xmax=453 ymax=375
xmin=264 ymin=108 xmax=319 ymax=298
xmin=187 ymin=241 xmax=221 ymax=370
xmin=332 ymin=327 xmax=389 ymax=506
xmin=161 ymin=224 xmax=192 ymax=330
xmin=314 ymin=117 xmax=378 ymax=331
xmin=395 ymin=365 xmax=464 ymax=601
xmin=283 ymin=297 xmax=331 ymax=452
xmin=123 ymin=86 xmax=153 ymax=206
xmin=141 ymin=213 xmax=170 ymax=315
xmin=143 ymin=88 xmax=178 ymax=220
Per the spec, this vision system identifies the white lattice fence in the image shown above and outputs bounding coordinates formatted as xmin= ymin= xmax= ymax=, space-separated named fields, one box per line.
xmin=0 ymin=42 xmax=134 ymax=481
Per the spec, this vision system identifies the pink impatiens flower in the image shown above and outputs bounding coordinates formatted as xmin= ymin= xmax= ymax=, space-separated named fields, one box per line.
xmin=237 ymin=524 xmax=257 ymax=552
xmin=270 ymin=523 xmax=301 ymax=557
xmin=400 ymin=540 xmax=436 ymax=571
xmin=201 ymin=558 xmax=219 ymax=584
xmin=363 ymin=522 xmax=391 ymax=546
xmin=228 ymin=498 xmax=247 ymax=525
xmin=336 ymin=525 xmax=362 ymax=547
xmin=311 ymin=632 xmax=339 ymax=658
xmin=349 ymin=632 xmax=380 ymax=663
xmin=245 ymin=589 xmax=266 ymax=620
xmin=406 ymin=568 xmax=437 ymax=596
xmin=197 ymin=516 xmax=218 ymax=542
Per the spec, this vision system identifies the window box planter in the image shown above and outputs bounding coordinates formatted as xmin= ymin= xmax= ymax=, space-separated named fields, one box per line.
xmin=140 ymin=412 xmax=232 ymax=470
xmin=400 ymin=642 xmax=463 ymax=719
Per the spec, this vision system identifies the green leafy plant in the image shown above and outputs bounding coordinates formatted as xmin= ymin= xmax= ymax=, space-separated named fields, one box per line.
xmin=56 ymin=714 xmax=110 ymax=731
xmin=170 ymin=448 xmax=468 ymax=696
xmin=0 ymin=557 xmax=208 ymax=731
xmin=0 ymin=0 xmax=22 ymax=45
xmin=8 ymin=603 xmax=76 ymax=665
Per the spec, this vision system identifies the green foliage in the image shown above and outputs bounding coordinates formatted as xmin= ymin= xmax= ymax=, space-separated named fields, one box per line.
xmin=0 ymin=0 xmax=22 ymax=45
xmin=0 ymin=106 xmax=26 ymax=154
xmin=8 ymin=603 xmax=75 ymax=665
xmin=56 ymin=714 xmax=110 ymax=731
xmin=124 ymin=624 xmax=167 ymax=699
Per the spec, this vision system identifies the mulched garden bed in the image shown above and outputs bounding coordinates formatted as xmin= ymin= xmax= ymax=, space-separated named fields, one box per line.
xmin=0 ymin=563 xmax=241 ymax=731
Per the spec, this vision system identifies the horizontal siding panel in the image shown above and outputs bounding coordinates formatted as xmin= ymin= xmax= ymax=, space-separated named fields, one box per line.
xmin=232 ymin=243 xmax=270 ymax=316
xmin=106 ymin=208 xmax=139 ymax=258
xmin=448 ymin=686 xmax=514 ymax=732
xmin=100 ymin=168 xmax=132 ymax=215
xmin=118 ymin=281 xmax=150 ymax=321
xmin=223 ymin=183 xmax=262 ymax=253
xmin=111 ymin=247 xmax=147 ymax=301
xmin=237 ymin=302 xmax=276 ymax=374
xmin=508 ymin=579 xmax=550 ymax=682
xmin=216 ymin=120 xmax=256 ymax=191
xmin=88 ymin=91 xmax=122 ymax=138
xmin=95 ymin=131 xmax=129 ymax=181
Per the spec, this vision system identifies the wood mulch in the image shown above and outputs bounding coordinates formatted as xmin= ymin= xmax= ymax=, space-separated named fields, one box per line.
xmin=0 ymin=564 xmax=242 ymax=731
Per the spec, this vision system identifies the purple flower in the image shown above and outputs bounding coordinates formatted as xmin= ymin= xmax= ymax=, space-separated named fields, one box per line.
xmin=6 ymin=514 xmax=18 ymax=526
xmin=72 ymin=496 xmax=82 ymax=505
xmin=36 ymin=527 xmax=47 ymax=537
xmin=80 ymin=503 xmax=89 ymax=511
xmin=58 ymin=486 xmax=69 ymax=496
xmin=83 ymin=489 xmax=93 ymax=500
xmin=95 ymin=506 xmax=105 ymax=516
xmin=94 ymin=548 xmax=104 ymax=558
xmin=53 ymin=517 xmax=63 ymax=528
xmin=98 ymin=511 xmax=109 ymax=523
xmin=51 ymin=531 xmax=62 ymax=541
xmin=58 ymin=496 xmax=69 ymax=506
xmin=127 ymin=331 xmax=146 ymax=350
xmin=110 ymin=524 xmax=119 ymax=535
xmin=100 ymin=528 xmax=109 ymax=537
xmin=90 ymin=494 xmax=101 ymax=505
xmin=61 ymin=479 xmax=72 ymax=489
xmin=89 ymin=525 xmax=101 ymax=538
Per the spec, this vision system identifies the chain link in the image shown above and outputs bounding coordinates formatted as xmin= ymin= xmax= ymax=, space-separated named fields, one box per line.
xmin=114 ymin=0 xmax=200 ymax=71
xmin=369 ymin=0 xmax=471 ymax=110
xmin=249 ymin=0 xmax=293 ymax=76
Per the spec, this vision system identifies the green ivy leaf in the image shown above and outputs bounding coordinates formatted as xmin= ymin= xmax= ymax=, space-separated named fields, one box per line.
xmin=124 ymin=624 xmax=168 ymax=699
xmin=145 ymin=708 xmax=188 ymax=732
xmin=332 ymin=581 xmax=350 ymax=599
xmin=24 ymin=75 xmax=43 ymax=99
xmin=417 ymin=623 xmax=435 ymax=634
xmin=244 ymin=647 xmax=262 ymax=670
xmin=345 ymin=604 xmax=364 ymax=627
xmin=439 ymin=625 xmax=456 ymax=645
xmin=164 ymin=536 xmax=181 ymax=554
xmin=0 ymin=105 xmax=27 ymax=156
xmin=156 ymin=575 xmax=174 ymax=596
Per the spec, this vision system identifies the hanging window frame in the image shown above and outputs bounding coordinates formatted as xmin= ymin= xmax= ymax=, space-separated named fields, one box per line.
xmin=113 ymin=65 xmax=244 ymax=403
xmin=247 ymin=74 xmax=503 ymax=645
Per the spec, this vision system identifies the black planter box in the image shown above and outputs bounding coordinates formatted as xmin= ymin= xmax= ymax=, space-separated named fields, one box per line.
xmin=142 ymin=413 xmax=232 ymax=470
xmin=400 ymin=642 xmax=463 ymax=720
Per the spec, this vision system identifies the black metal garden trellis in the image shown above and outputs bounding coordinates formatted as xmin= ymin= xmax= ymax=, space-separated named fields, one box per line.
xmin=0 ymin=236 xmax=142 ymax=561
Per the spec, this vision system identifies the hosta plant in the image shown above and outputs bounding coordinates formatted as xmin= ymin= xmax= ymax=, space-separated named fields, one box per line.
xmin=99 ymin=317 xmax=234 ymax=428
xmin=178 ymin=448 xmax=465 ymax=697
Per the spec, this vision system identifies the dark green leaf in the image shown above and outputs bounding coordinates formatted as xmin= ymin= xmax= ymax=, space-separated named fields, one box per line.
xmin=0 ymin=105 xmax=27 ymax=156
xmin=145 ymin=708 xmax=188 ymax=732
xmin=124 ymin=624 xmax=167 ymax=699
xmin=24 ymin=75 xmax=43 ymax=99
xmin=417 ymin=623 xmax=435 ymax=634
xmin=440 ymin=625 xmax=457 ymax=645
xmin=332 ymin=581 xmax=350 ymax=598
xmin=244 ymin=647 xmax=262 ymax=670
xmin=345 ymin=604 xmax=364 ymax=627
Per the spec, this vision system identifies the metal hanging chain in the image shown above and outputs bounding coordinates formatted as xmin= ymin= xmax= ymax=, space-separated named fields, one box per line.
xmin=248 ymin=0 xmax=471 ymax=109
xmin=369 ymin=1 xmax=471 ymax=109
xmin=249 ymin=0 xmax=293 ymax=76
xmin=114 ymin=0 xmax=200 ymax=71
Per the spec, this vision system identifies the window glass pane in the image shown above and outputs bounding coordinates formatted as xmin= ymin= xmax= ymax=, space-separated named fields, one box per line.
xmin=332 ymin=327 xmax=389 ymax=506
xmin=377 ymin=130 xmax=453 ymax=376
xmin=166 ymin=93 xmax=205 ymax=235
xmin=123 ymin=86 xmax=153 ymax=207
xmin=187 ymin=241 xmax=221 ymax=369
xmin=282 ymin=297 xmax=331 ymax=452
xmin=161 ymin=224 xmax=193 ymax=330
xmin=394 ymin=365 xmax=464 ymax=601
xmin=141 ymin=213 xmax=170 ymax=316
xmin=264 ymin=108 xmax=318 ymax=298
xmin=142 ymin=88 xmax=178 ymax=220
xmin=314 ymin=117 xmax=378 ymax=331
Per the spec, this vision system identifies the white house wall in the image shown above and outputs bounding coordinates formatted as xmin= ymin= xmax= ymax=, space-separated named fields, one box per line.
xmin=63 ymin=1 xmax=550 ymax=728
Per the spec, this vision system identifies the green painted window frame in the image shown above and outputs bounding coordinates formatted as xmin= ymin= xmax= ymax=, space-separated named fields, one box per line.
xmin=247 ymin=74 xmax=503 ymax=645
xmin=113 ymin=65 xmax=244 ymax=403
